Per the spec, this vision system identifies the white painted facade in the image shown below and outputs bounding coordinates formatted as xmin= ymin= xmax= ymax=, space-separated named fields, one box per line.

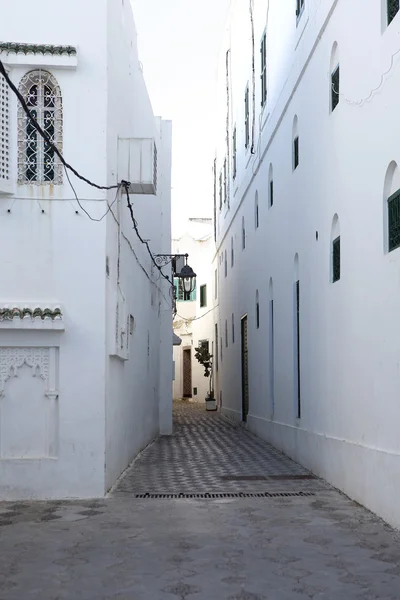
xmin=0 ymin=0 xmax=172 ymax=499
xmin=173 ymin=219 xmax=216 ymax=402
xmin=213 ymin=0 xmax=400 ymax=528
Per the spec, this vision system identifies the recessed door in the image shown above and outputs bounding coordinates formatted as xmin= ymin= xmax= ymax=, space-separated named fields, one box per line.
xmin=241 ymin=315 xmax=249 ymax=421
xmin=183 ymin=348 xmax=192 ymax=398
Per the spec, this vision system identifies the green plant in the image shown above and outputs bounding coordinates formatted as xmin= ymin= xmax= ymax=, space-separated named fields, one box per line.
xmin=194 ymin=345 xmax=214 ymax=398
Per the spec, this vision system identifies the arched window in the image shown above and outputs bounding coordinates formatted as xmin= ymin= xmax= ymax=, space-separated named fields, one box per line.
xmin=256 ymin=290 xmax=260 ymax=329
xmin=18 ymin=70 xmax=63 ymax=184
xmin=255 ymin=190 xmax=259 ymax=229
xmin=242 ymin=216 xmax=246 ymax=250
xmin=292 ymin=115 xmax=299 ymax=171
xmin=330 ymin=43 xmax=340 ymax=112
xmin=331 ymin=214 xmax=341 ymax=282
xmin=383 ymin=161 xmax=400 ymax=253
xmin=268 ymin=164 xmax=274 ymax=208
xmin=293 ymin=254 xmax=301 ymax=418
xmin=231 ymin=236 xmax=234 ymax=267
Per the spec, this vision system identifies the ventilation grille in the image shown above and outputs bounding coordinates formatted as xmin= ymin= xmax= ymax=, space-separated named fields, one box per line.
xmin=0 ymin=73 xmax=10 ymax=183
xmin=133 ymin=492 xmax=316 ymax=499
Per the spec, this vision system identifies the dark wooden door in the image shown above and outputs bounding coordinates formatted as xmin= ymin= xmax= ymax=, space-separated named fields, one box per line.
xmin=241 ymin=315 xmax=249 ymax=421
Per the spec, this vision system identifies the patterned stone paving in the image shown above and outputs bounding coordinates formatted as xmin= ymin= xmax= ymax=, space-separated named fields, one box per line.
xmin=111 ymin=401 xmax=329 ymax=496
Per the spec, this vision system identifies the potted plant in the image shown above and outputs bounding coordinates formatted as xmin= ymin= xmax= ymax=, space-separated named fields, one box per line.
xmin=194 ymin=344 xmax=217 ymax=411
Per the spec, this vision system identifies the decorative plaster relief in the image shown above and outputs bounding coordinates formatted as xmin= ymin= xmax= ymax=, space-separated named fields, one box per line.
xmin=0 ymin=347 xmax=59 ymax=459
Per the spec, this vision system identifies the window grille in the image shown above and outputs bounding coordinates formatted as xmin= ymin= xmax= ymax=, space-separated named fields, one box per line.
xmin=255 ymin=194 xmax=259 ymax=229
xmin=331 ymin=66 xmax=340 ymax=112
xmin=260 ymin=32 xmax=267 ymax=107
xmin=0 ymin=73 xmax=10 ymax=185
xmin=293 ymin=136 xmax=299 ymax=170
xmin=332 ymin=236 xmax=341 ymax=282
xmin=388 ymin=190 xmax=400 ymax=252
xmin=270 ymin=179 xmax=274 ymax=207
xmin=232 ymin=127 xmax=237 ymax=179
xmin=256 ymin=294 xmax=260 ymax=329
xmin=18 ymin=70 xmax=63 ymax=184
xmin=232 ymin=314 xmax=235 ymax=344
xmin=245 ymin=85 xmax=250 ymax=149
xmin=200 ymin=284 xmax=207 ymax=308
xmin=388 ymin=0 xmax=399 ymax=25
xmin=296 ymin=0 xmax=305 ymax=18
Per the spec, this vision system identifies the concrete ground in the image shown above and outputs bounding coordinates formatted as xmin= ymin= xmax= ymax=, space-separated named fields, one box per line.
xmin=1 ymin=402 xmax=400 ymax=599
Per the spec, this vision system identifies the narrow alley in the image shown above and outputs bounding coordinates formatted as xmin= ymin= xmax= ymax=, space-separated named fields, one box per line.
xmin=1 ymin=402 xmax=400 ymax=599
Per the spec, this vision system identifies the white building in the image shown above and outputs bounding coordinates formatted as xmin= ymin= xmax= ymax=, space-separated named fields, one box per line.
xmin=213 ymin=0 xmax=400 ymax=528
xmin=0 ymin=0 xmax=173 ymax=499
xmin=173 ymin=219 xmax=216 ymax=403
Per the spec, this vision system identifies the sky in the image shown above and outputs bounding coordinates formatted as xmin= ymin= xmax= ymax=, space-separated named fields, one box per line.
xmin=131 ymin=0 xmax=231 ymax=237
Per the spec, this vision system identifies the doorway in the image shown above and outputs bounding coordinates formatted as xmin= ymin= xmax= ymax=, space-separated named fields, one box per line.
xmin=241 ymin=315 xmax=249 ymax=421
xmin=183 ymin=348 xmax=192 ymax=398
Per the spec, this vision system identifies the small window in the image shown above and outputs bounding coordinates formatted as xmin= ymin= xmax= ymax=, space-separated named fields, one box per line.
xmin=232 ymin=313 xmax=235 ymax=344
xmin=223 ymin=158 xmax=227 ymax=204
xmin=256 ymin=290 xmax=260 ymax=329
xmin=231 ymin=236 xmax=234 ymax=267
xmin=219 ymin=171 xmax=223 ymax=210
xmin=174 ymin=278 xmax=196 ymax=302
xmin=225 ymin=319 xmax=228 ymax=348
xmin=260 ymin=31 xmax=267 ymax=107
xmin=214 ymin=269 xmax=218 ymax=299
xmin=220 ymin=337 xmax=223 ymax=362
xmin=255 ymin=191 xmax=259 ymax=229
xmin=293 ymin=136 xmax=299 ymax=170
xmin=296 ymin=0 xmax=305 ymax=20
xmin=269 ymin=180 xmax=274 ymax=207
xmin=242 ymin=217 xmax=246 ymax=250
xmin=233 ymin=127 xmax=237 ymax=179
xmin=200 ymin=284 xmax=207 ymax=308
xmin=332 ymin=237 xmax=341 ymax=282
xmin=245 ymin=84 xmax=250 ymax=149
xmin=388 ymin=0 xmax=400 ymax=25
xmin=331 ymin=65 xmax=340 ymax=112
xmin=388 ymin=190 xmax=400 ymax=252
xmin=224 ymin=250 xmax=227 ymax=277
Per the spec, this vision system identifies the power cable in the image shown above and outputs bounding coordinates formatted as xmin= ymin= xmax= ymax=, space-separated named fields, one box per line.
xmin=0 ymin=59 xmax=118 ymax=191
xmin=65 ymin=167 xmax=120 ymax=221
xmin=176 ymin=305 xmax=219 ymax=322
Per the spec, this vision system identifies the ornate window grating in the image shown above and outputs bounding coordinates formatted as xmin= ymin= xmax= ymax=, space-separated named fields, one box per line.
xmin=331 ymin=65 xmax=340 ymax=112
xmin=388 ymin=0 xmax=399 ymax=25
xmin=332 ymin=236 xmax=341 ymax=282
xmin=388 ymin=191 xmax=400 ymax=252
xmin=0 ymin=73 xmax=10 ymax=184
xmin=18 ymin=70 xmax=63 ymax=185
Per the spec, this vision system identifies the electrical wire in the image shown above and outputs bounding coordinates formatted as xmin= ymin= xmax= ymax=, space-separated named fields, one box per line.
xmin=65 ymin=166 xmax=120 ymax=221
xmin=0 ymin=59 xmax=118 ymax=191
xmin=176 ymin=305 xmax=219 ymax=322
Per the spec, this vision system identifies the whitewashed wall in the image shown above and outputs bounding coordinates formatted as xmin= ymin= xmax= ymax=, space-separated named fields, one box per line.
xmin=214 ymin=0 xmax=400 ymax=528
xmin=0 ymin=0 xmax=172 ymax=499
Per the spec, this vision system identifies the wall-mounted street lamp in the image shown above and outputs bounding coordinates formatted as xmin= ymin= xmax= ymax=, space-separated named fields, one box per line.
xmin=154 ymin=253 xmax=197 ymax=299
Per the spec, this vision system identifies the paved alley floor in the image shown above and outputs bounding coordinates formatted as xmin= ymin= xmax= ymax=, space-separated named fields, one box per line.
xmin=1 ymin=402 xmax=400 ymax=600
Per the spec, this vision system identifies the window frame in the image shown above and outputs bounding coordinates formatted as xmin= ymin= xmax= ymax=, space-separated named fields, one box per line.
xmin=331 ymin=65 xmax=340 ymax=112
xmin=260 ymin=30 xmax=267 ymax=108
xmin=293 ymin=136 xmax=299 ymax=170
xmin=232 ymin=127 xmax=237 ymax=179
xmin=332 ymin=236 xmax=341 ymax=282
xmin=200 ymin=284 xmax=207 ymax=308
xmin=387 ymin=0 xmax=400 ymax=25
xmin=388 ymin=189 xmax=400 ymax=252
xmin=244 ymin=84 xmax=250 ymax=150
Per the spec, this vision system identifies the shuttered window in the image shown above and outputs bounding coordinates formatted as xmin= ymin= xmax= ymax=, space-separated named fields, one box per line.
xmin=388 ymin=190 xmax=400 ymax=252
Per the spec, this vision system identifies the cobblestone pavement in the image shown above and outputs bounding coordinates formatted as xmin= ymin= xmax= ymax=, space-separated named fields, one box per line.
xmin=111 ymin=401 xmax=328 ymax=496
xmin=1 ymin=402 xmax=400 ymax=599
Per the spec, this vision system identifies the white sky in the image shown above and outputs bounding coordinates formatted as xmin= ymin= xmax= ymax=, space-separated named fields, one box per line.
xmin=131 ymin=0 xmax=231 ymax=236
